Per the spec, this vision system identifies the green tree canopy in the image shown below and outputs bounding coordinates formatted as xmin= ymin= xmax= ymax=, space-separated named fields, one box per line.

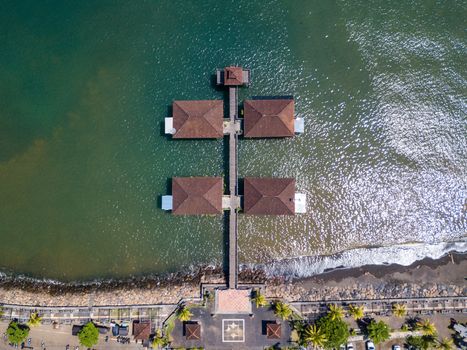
xmin=176 ymin=305 xmax=193 ymax=322
xmin=367 ymin=320 xmax=390 ymax=344
xmin=152 ymin=329 xmax=168 ymax=349
xmin=251 ymin=289 xmax=267 ymax=308
xmin=78 ymin=322 xmax=99 ymax=347
xmin=416 ymin=319 xmax=437 ymax=336
xmin=302 ymin=324 xmax=327 ymax=348
xmin=392 ymin=303 xmax=407 ymax=318
xmin=27 ymin=312 xmax=42 ymax=327
xmin=348 ymin=304 xmax=364 ymax=320
xmin=316 ymin=313 xmax=350 ymax=349
xmin=7 ymin=322 xmax=30 ymax=345
xmin=436 ymin=337 xmax=454 ymax=350
xmin=327 ymin=304 xmax=345 ymax=321
xmin=273 ymin=301 xmax=293 ymax=320
xmin=406 ymin=335 xmax=436 ymax=350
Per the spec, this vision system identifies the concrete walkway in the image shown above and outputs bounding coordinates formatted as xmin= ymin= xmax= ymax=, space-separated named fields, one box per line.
xmin=228 ymin=86 xmax=239 ymax=289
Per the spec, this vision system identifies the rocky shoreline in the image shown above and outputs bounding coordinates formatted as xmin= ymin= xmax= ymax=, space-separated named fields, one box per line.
xmin=0 ymin=253 xmax=465 ymax=307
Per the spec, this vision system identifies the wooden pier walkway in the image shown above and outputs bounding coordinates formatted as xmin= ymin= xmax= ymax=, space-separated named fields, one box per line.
xmin=228 ymin=87 xmax=238 ymax=289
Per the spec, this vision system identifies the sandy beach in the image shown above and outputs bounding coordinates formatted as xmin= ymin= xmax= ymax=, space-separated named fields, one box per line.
xmin=0 ymin=253 xmax=465 ymax=307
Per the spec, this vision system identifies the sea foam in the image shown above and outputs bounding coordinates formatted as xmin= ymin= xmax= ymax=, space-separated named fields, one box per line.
xmin=243 ymin=238 xmax=467 ymax=279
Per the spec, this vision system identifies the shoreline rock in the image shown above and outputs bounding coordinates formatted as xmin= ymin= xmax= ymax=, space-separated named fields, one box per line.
xmin=1 ymin=253 xmax=465 ymax=307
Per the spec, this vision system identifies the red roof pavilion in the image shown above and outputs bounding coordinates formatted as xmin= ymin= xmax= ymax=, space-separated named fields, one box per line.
xmin=172 ymin=177 xmax=223 ymax=215
xmin=243 ymin=177 xmax=295 ymax=215
xmin=185 ymin=322 xmax=201 ymax=340
xmin=132 ymin=320 xmax=151 ymax=341
xmin=172 ymin=100 xmax=223 ymax=138
xmin=266 ymin=322 xmax=281 ymax=339
xmin=224 ymin=66 xmax=244 ymax=86
xmin=243 ymin=99 xmax=295 ymax=138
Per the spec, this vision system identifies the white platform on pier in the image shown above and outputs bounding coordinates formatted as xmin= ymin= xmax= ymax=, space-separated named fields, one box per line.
xmin=161 ymin=195 xmax=173 ymax=210
xmin=294 ymin=118 xmax=304 ymax=134
xmin=165 ymin=117 xmax=175 ymax=135
xmin=295 ymin=193 xmax=307 ymax=213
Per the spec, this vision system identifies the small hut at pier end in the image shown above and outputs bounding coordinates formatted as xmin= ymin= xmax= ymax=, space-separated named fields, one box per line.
xmin=216 ymin=66 xmax=251 ymax=86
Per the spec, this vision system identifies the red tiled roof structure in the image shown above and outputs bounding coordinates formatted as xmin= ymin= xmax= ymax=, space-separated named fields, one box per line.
xmin=266 ymin=323 xmax=281 ymax=339
xmin=243 ymin=178 xmax=295 ymax=215
xmin=243 ymin=99 xmax=295 ymax=137
xmin=172 ymin=177 xmax=223 ymax=215
xmin=224 ymin=66 xmax=244 ymax=86
xmin=215 ymin=289 xmax=252 ymax=314
xmin=185 ymin=323 xmax=201 ymax=340
xmin=132 ymin=320 xmax=151 ymax=340
xmin=173 ymin=100 xmax=223 ymax=138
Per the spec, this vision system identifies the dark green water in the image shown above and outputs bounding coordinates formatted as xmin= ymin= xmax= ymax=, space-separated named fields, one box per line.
xmin=0 ymin=0 xmax=465 ymax=281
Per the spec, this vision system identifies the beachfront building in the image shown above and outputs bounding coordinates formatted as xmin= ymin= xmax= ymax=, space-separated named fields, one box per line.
xmin=243 ymin=177 xmax=307 ymax=215
xmin=243 ymin=98 xmax=304 ymax=137
xmin=216 ymin=66 xmax=251 ymax=86
xmin=162 ymin=177 xmax=223 ymax=215
xmin=165 ymin=100 xmax=224 ymax=138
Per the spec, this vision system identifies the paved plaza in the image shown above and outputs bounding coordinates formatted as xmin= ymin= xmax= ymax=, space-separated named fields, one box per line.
xmin=170 ymin=302 xmax=293 ymax=349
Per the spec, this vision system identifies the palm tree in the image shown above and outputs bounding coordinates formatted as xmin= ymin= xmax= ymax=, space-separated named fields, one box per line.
xmin=436 ymin=337 xmax=454 ymax=350
xmin=251 ymin=289 xmax=267 ymax=308
xmin=303 ymin=324 xmax=327 ymax=349
xmin=416 ymin=319 xmax=437 ymax=336
xmin=176 ymin=305 xmax=193 ymax=322
xmin=392 ymin=303 xmax=407 ymax=318
xmin=328 ymin=304 xmax=344 ymax=320
xmin=367 ymin=320 xmax=391 ymax=344
xmin=151 ymin=329 xmax=167 ymax=349
xmin=27 ymin=312 xmax=42 ymax=327
xmin=273 ymin=301 xmax=292 ymax=320
xmin=348 ymin=304 xmax=364 ymax=320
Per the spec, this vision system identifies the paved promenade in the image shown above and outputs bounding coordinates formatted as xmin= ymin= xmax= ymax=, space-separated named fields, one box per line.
xmin=292 ymin=295 xmax=467 ymax=319
xmin=0 ymin=303 xmax=177 ymax=331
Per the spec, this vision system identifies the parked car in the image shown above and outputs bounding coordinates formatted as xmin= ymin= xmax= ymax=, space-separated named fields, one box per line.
xmin=347 ymin=343 xmax=355 ymax=350
xmin=366 ymin=341 xmax=375 ymax=350
xmin=393 ymin=346 xmax=401 ymax=350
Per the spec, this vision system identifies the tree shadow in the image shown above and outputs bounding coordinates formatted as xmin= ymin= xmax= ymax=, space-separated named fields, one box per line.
xmin=406 ymin=316 xmax=421 ymax=331
xmin=357 ymin=316 xmax=374 ymax=335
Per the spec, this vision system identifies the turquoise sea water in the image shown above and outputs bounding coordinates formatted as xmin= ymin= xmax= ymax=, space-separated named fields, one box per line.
xmin=0 ymin=0 xmax=465 ymax=281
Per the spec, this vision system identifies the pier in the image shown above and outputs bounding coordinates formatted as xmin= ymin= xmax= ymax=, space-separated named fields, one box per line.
xmin=166 ymin=66 xmax=306 ymax=290
xmin=217 ymin=66 xmax=249 ymax=289
xmin=228 ymin=86 xmax=239 ymax=289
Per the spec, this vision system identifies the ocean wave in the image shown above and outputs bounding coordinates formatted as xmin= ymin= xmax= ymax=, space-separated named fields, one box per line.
xmin=0 ymin=263 xmax=221 ymax=288
xmin=243 ymin=239 xmax=467 ymax=279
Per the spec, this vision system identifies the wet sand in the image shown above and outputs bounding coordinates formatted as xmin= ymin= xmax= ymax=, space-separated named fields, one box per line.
xmin=0 ymin=253 xmax=465 ymax=306
xmin=264 ymin=252 xmax=466 ymax=301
